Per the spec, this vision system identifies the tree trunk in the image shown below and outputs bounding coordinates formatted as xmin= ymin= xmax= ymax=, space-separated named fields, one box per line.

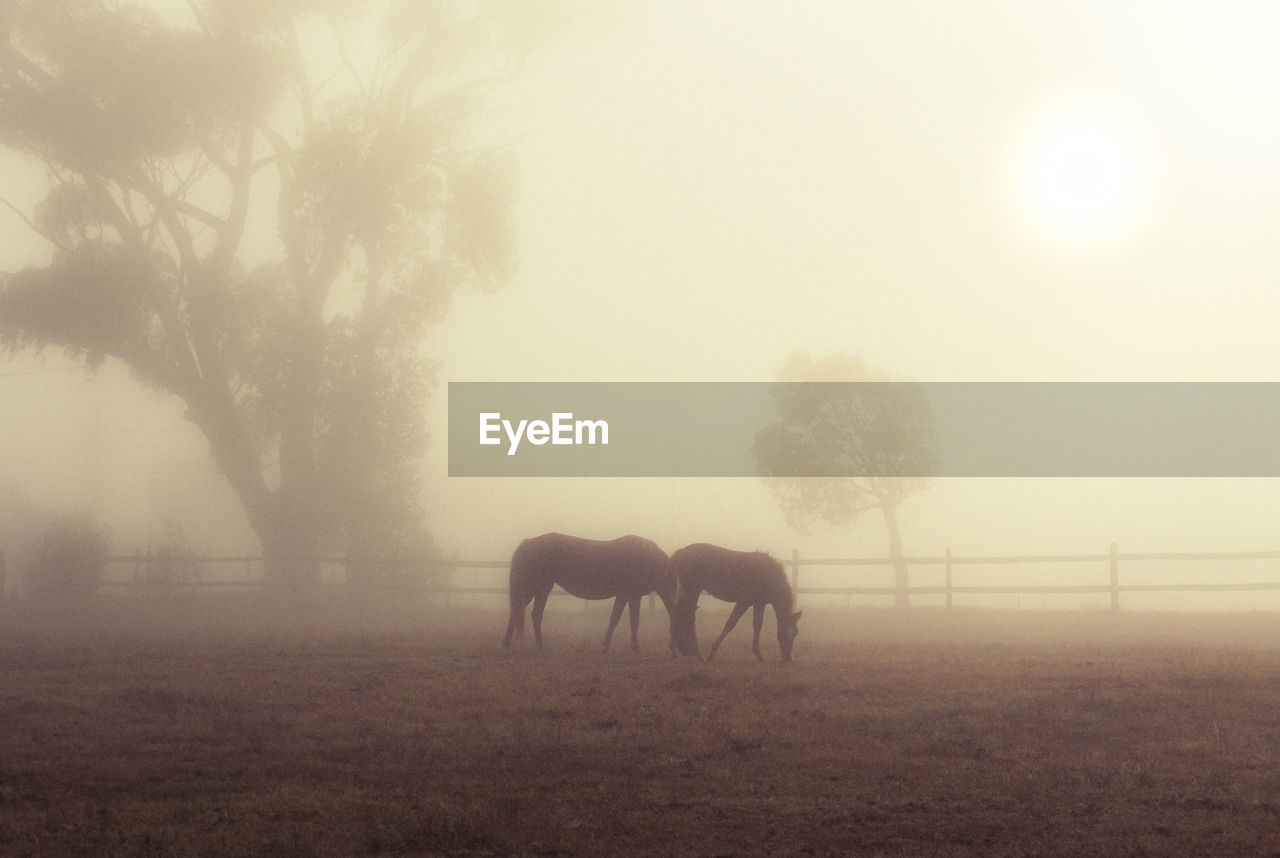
xmin=183 ymin=386 xmax=322 ymax=592
xmin=258 ymin=489 xmax=323 ymax=591
xmin=342 ymin=241 xmax=385 ymax=595
xmin=881 ymin=502 xmax=909 ymax=609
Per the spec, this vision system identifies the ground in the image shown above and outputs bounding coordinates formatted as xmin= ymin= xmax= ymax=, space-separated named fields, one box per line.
xmin=3 ymin=596 xmax=1280 ymax=856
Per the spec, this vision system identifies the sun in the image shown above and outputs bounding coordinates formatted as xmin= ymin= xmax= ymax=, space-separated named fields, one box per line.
xmin=1009 ymin=104 xmax=1156 ymax=246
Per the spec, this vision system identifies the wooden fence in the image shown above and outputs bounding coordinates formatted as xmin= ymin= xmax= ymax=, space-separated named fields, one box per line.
xmin=88 ymin=543 xmax=1280 ymax=611
xmin=785 ymin=544 xmax=1280 ymax=610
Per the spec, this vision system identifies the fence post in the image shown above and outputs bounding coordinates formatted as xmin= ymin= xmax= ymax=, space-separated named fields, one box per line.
xmin=945 ymin=546 xmax=952 ymax=611
xmin=791 ymin=548 xmax=800 ymax=594
xmin=1109 ymin=541 xmax=1120 ymax=611
xmin=0 ymin=550 xmax=5 ymax=603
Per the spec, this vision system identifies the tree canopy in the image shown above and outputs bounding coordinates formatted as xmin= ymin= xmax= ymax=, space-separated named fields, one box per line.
xmin=753 ymin=350 xmax=937 ymax=606
xmin=0 ymin=0 xmax=561 ymax=587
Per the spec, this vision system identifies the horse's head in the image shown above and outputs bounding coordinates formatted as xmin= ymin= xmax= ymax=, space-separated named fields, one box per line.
xmin=777 ymin=610 xmax=802 ymax=662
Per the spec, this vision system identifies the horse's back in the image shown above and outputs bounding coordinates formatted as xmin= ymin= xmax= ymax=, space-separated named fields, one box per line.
xmin=671 ymin=542 xmax=787 ymax=604
xmin=510 ymin=532 xmax=668 ymax=600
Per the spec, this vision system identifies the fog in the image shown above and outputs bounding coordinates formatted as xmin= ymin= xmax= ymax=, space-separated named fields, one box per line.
xmin=4 ymin=1 xmax=1280 ymax=609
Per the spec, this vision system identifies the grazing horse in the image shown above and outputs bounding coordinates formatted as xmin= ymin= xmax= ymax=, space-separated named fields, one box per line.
xmin=501 ymin=533 xmax=675 ymax=653
xmin=669 ymin=543 xmax=802 ymax=662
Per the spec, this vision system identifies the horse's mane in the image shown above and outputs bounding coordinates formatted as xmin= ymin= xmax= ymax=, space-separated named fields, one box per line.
xmin=753 ymin=550 xmax=795 ymax=613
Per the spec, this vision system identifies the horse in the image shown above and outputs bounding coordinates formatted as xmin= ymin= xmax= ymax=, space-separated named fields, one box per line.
xmin=668 ymin=542 xmax=802 ymax=662
xmin=501 ymin=532 xmax=676 ymax=653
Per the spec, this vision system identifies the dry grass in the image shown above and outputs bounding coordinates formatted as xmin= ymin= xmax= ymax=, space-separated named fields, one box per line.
xmin=4 ymin=596 xmax=1280 ymax=856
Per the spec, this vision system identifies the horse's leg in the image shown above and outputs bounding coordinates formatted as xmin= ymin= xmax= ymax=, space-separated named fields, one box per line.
xmin=708 ymin=602 xmax=751 ymax=660
xmin=669 ymin=603 xmax=687 ymax=659
xmin=531 ymin=586 xmax=552 ymax=650
xmin=502 ymin=593 xmax=530 ymax=650
xmin=671 ymin=588 xmax=703 ymax=659
xmin=751 ymin=603 xmax=765 ymax=661
xmin=628 ymin=596 xmax=642 ymax=653
xmin=602 ymin=595 xmax=627 ymax=652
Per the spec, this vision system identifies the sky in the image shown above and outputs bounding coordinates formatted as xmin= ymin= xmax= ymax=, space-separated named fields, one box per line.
xmin=3 ymin=0 xmax=1280 ymax=607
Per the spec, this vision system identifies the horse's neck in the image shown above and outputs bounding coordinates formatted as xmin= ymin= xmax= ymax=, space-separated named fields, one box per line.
xmin=766 ymin=577 xmax=794 ymax=615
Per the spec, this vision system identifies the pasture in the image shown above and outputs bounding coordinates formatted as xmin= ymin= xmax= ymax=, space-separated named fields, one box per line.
xmin=3 ymin=596 xmax=1280 ymax=856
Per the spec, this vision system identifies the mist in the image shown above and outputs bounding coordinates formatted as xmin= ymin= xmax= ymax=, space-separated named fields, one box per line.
xmin=7 ymin=5 xmax=1280 ymax=854
xmin=3 ymin=1 xmax=1280 ymax=609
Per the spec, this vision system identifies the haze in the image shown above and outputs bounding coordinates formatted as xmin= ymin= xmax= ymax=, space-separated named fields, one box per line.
xmin=3 ymin=0 xmax=1280 ymax=609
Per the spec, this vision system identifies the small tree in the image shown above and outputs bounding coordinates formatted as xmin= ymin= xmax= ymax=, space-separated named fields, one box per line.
xmin=27 ymin=511 xmax=108 ymax=600
xmin=753 ymin=351 xmax=937 ymax=608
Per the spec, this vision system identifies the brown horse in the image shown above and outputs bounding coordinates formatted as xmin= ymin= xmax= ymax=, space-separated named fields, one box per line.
xmin=501 ymin=533 xmax=676 ymax=653
xmin=669 ymin=543 xmax=802 ymax=662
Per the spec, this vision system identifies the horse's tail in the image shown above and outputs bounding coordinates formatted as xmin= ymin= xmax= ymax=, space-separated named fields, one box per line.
xmin=502 ymin=542 xmax=530 ymax=649
xmin=649 ymin=546 xmax=677 ymax=613
xmin=673 ymin=574 xmax=695 ymax=611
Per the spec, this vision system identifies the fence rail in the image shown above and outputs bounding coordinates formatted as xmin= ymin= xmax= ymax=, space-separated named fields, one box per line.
xmin=785 ymin=544 xmax=1280 ymax=610
xmin=79 ymin=543 xmax=1280 ymax=611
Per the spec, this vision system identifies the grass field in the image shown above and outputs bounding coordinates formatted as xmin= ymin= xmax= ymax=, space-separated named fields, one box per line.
xmin=4 ymin=596 xmax=1280 ymax=856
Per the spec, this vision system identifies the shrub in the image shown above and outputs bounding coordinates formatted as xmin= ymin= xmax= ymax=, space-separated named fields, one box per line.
xmin=27 ymin=512 xmax=108 ymax=600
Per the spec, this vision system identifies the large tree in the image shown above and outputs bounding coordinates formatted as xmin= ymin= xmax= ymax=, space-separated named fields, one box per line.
xmin=0 ymin=0 xmax=555 ymax=588
xmin=753 ymin=350 xmax=937 ymax=608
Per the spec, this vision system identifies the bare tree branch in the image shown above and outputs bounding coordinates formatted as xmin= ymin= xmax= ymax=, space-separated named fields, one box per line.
xmin=120 ymin=167 xmax=228 ymax=232
xmin=0 ymin=195 xmax=72 ymax=252
xmin=329 ymin=16 xmax=370 ymax=103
